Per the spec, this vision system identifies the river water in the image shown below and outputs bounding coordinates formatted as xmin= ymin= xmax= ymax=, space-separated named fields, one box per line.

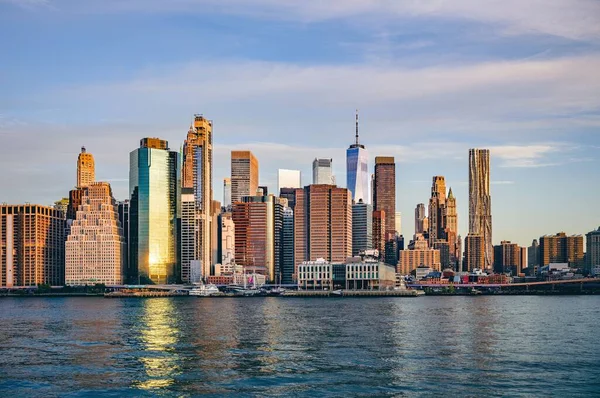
xmin=1 ymin=296 xmax=599 ymax=397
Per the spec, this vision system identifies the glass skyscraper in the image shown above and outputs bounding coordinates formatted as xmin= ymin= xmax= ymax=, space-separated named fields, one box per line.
xmin=346 ymin=111 xmax=370 ymax=204
xmin=130 ymin=138 xmax=179 ymax=284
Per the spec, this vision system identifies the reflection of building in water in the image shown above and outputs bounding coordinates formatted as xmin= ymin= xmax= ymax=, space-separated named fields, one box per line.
xmin=136 ymin=299 xmax=180 ymax=391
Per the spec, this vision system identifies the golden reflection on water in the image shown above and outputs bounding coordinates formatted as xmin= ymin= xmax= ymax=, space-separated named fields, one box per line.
xmin=135 ymin=298 xmax=180 ymax=391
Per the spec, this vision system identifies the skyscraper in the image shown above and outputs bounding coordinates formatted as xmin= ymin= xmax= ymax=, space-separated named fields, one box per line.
xmin=346 ymin=111 xmax=369 ymax=204
xmin=373 ymin=156 xmax=395 ymax=236
xmin=586 ymin=227 xmax=600 ymax=275
xmin=464 ymin=234 xmax=485 ymax=271
xmin=223 ymin=178 xmax=231 ymax=208
xmin=231 ymin=151 xmax=259 ymax=204
xmin=352 ymin=199 xmax=373 ymax=256
xmin=1 ymin=204 xmax=65 ymax=287
xmin=493 ymin=241 xmax=526 ymax=275
xmin=539 ymin=232 xmax=584 ymax=267
xmin=181 ymin=115 xmax=214 ymax=280
xmin=77 ymin=146 xmax=95 ymax=188
xmin=281 ymin=207 xmax=295 ymax=284
xmin=415 ymin=203 xmax=426 ymax=235
xmin=395 ymin=212 xmax=402 ymax=236
xmin=65 ymin=182 xmax=125 ymax=285
xmin=130 ymin=137 xmax=179 ymax=284
xmin=117 ymin=200 xmax=130 ymax=280
xmin=278 ymin=169 xmax=301 ymax=191
xmin=232 ymin=195 xmax=282 ymax=281
xmin=312 ymin=158 xmax=334 ymax=185
xmin=445 ymin=188 xmax=459 ymax=269
xmin=528 ymin=239 xmax=540 ymax=268
xmin=372 ymin=210 xmax=386 ymax=258
xmin=468 ymin=149 xmax=493 ymax=269
xmin=428 ymin=176 xmax=447 ymax=246
xmin=293 ymin=185 xmax=352 ymax=273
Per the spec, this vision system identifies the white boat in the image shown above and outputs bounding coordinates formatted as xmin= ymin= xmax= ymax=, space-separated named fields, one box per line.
xmin=189 ymin=284 xmax=220 ymax=297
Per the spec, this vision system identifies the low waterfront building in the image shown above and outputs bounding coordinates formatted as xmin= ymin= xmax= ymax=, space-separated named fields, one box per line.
xmin=345 ymin=260 xmax=396 ymax=290
xmin=297 ymin=258 xmax=332 ymax=290
xmin=415 ymin=266 xmax=434 ymax=280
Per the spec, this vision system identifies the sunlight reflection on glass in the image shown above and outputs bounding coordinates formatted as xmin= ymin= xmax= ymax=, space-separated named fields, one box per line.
xmin=134 ymin=298 xmax=180 ymax=391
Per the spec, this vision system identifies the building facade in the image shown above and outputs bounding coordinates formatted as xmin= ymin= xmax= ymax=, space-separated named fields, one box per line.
xmin=464 ymin=233 xmax=485 ymax=271
xmin=528 ymin=239 xmax=540 ymax=268
xmin=129 ymin=137 xmax=179 ymax=284
xmin=231 ymin=151 xmax=259 ymax=204
xmin=586 ymin=227 xmax=600 ymax=275
xmin=278 ymin=169 xmax=301 ymax=191
xmin=346 ymin=112 xmax=370 ymax=204
xmin=293 ymin=185 xmax=352 ymax=275
xmin=493 ymin=241 xmax=527 ymax=275
xmin=373 ymin=156 xmax=395 ymax=235
xmin=297 ymin=258 xmax=332 ymax=290
xmin=398 ymin=249 xmax=441 ymax=275
xmin=415 ymin=203 xmax=426 ymax=234
xmin=1 ymin=205 xmax=65 ymax=287
xmin=117 ymin=200 xmax=130 ymax=281
xmin=352 ymin=200 xmax=373 ymax=256
xmin=65 ymin=182 xmax=125 ymax=285
xmin=372 ymin=210 xmax=386 ymax=259
xmin=312 ymin=158 xmax=334 ymax=185
xmin=539 ymin=232 xmax=584 ymax=268
xmin=77 ymin=146 xmax=95 ymax=188
xmin=223 ymin=178 xmax=231 ymax=208
xmin=468 ymin=148 xmax=493 ymax=269
xmin=280 ymin=207 xmax=295 ymax=284
xmin=232 ymin=195 xmax=282 ymax=282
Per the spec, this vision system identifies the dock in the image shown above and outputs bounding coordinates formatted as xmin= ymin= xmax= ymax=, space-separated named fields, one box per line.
xmin=284 ymin=290 xmax=424 ymax=297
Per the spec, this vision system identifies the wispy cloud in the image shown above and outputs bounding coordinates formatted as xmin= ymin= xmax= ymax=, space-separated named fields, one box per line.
xmin=7 ymin=0 xmax=600 ymax=40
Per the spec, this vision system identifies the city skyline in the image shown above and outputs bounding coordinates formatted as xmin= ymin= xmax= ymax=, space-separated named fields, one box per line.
xmin=1 ymin=1 xmax=599 ymax=247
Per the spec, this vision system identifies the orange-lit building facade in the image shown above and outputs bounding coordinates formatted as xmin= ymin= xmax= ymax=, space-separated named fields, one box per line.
xmin=398 ymin=249 xmax=441 ymax=275
xmin=231 ymin=151 xmax=259 ymax=204
xmin=293 ymin=185 xmax=352 ymax=275
xmin=77 ymin=146 xmax=95 ymax=188
xmin=1 ymin=205 xmax=65 ymax=287
xmin=373 ymin=157 xmax=395 ymax=236
xmin=372 ymin=210 xmax=386 ymax=258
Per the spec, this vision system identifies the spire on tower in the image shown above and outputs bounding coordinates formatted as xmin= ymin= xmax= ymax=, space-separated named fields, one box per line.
xmin=355 ymin=109 xmax=359 ymax=146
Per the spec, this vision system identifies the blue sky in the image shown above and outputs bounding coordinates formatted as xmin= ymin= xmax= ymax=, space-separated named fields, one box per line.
xmin=1 ymin=0 xmax=599 ymax=246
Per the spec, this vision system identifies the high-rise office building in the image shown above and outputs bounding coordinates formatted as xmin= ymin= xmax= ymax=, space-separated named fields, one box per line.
xmin=77 ymin=146 xmax=95 ymax=188
xmin=231 ymin=151 xmax=259 ymax=204
xmin=493 ymin=241 xmax=527 ymax=275
xmin=428 ymin=176 xmax=447 ymax=247
xmin=180 ymin=188 xmax=198 ymax=283
xmin=130 ymin=137 xmax=179 ymax=284
xmin=65 ymin=182 xmax=125 ymax=285
xmin=281 ymin=207 xmax=295 ymax=284
xmin=445 ymin=188 xmax=459 ymax=269
xmin=372 ymin=210 xmax=386 ymax=258
xmin=1 ymin=204 xmax=65 ymax=287
xmin=415 ymin=203 xmax=426 ymax=234
xmin=293 ymin=185 xmax=352 ymax=274
xmin=539 ymin=232 xmax=584 ymax=267
xmin=373 ymin=156 xmax=395 ymax=236
xmin=232 ymin=195 xmax=282 ymax=282
xmin=528 ymin=239 xmax=540 ymax=268
xmin=54 ymin=198 xmax=69 ymax=217
xmin=312 ymin=158 xmax=335 ymax=185
xmin=352 ymin=199 xmax=373 ymax=256
xmin=278 ymin=169 xmax=301 ymax=191
xmin=223 ymin=178 xmax=231 ymax=208
xmin=181 ymin=115 xmax=214 ymax=280
xmin=117 ymin=200 xmax=130 ymax=281
xmin=586 ymin=227 xmax=600 ymax=275
xmin=395 ymin=212 xmax=402 ymax=236
xmin=346 ymin=111 xmax=370 ymax=204
xmin=217 ymin=213 xmax=235 ymax=268
xmin=464 ymin=233 xmax=485 ymax=271
xmin=468 ymin=149 xmax=493 ymax=269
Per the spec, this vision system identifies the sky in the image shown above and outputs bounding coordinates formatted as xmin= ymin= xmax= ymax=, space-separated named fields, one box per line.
xmin=0 ymin=0 xmax=599 ymax=247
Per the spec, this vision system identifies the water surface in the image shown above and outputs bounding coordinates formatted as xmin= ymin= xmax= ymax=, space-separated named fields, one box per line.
xmin=1 ymin=296 xmax=599 ymax=396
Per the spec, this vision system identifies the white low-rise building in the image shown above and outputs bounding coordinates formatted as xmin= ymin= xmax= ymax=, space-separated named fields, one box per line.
xmin=297 ymin=258 xmax=332 ymax=289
